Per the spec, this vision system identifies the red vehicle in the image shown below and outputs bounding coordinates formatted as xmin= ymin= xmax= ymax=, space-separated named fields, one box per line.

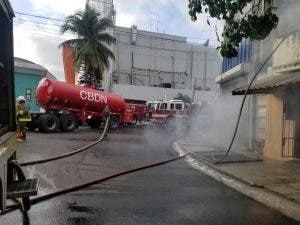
xmin=146 ymin=99 xmax=191 ymax=128
xmin=29 ymin=78 xmax=133 ymax=132
xmin=125 ymin=99 xmax=147 ymax=124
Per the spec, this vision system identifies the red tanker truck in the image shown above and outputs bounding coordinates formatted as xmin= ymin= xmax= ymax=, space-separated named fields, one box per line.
xmin=28 ymin=78 xmax=133 ymax=132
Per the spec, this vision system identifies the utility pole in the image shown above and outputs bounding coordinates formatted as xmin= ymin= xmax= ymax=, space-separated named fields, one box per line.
xmin=172 ymin=55 xmax=175 ymax=88
xmin=203 ymin=39 xmax=209 ymax=90
xmin=130 ymin=51 xmax=134 ymax=85
xmin=190 ymin=45 xmax=194 ymax=89
xmin=192 ymin=77 xmax=196 ymax=103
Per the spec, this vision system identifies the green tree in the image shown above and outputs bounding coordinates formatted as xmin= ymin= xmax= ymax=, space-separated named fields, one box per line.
xmin=60 ymin=4 xmax=115 ymax=86
xmin=188 ymin=0 xmax=279 ymax=57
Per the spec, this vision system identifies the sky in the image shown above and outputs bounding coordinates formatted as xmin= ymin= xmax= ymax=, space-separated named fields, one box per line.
xmin=11 ymin=0 xmax=222 ymax=81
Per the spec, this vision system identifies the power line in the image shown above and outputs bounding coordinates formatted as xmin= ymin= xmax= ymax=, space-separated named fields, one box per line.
xmin=14 ymin=11 xmax=218 ymax=46
xmin=15 ymin=11 xmax=64 ymax=22
xmin=118 ymin=41 xmax=218 ymax=54
xmin=88 ymin=0 xmax=113 ymax=5
xmin=14 ymin=21 xmax=219 ymax=55
xmin=14 ymin=20 xmax=219 ymax=52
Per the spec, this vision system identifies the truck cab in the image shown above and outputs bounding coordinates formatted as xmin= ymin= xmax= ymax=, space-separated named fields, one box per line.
xmin=146 ymin=99 xmax=189 ymax=127
xmin=0 ymin=0 xmax=38 ymax=212
xmin=158 ymin=99 xmax=185 ymax=111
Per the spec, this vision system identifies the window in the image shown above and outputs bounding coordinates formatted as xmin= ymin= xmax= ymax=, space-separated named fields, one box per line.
xmin=160 ymin=103 xmax=167 ymax=109
xmin=25 ymin=88 xmax=32 ymax=100
xmin=175 ymin=104 xmax=183 ymax=110
xmin=170 ymin=103 xmax=174 ymax=109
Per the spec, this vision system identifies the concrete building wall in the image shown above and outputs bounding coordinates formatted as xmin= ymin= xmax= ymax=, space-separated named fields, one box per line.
xmin=110 ymin=26 xmax=221 ymax=101
xmin=263 ymin=89 xmax=284 ymax=159
xmin=87 ymin=0 xmax=221 ymax=101
xmin=111 ymin=84 xmax=219 ymax=105
xmin=217 ymin=1 xmax=300 ymax=157
xmin=87 ymin=0 xmax=114 ymax=21
xmin=252 ymin=0 xmax=300 ymax=159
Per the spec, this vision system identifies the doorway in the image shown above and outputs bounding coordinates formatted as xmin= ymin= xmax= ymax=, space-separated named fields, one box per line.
xmin=282 ymin=86 xmax=300 ymax=158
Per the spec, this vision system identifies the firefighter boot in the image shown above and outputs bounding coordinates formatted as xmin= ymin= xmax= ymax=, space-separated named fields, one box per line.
xmin=16 ymin=132 xmax=24 ymax=142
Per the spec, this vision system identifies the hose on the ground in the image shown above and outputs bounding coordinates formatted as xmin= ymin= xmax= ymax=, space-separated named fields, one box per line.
xmin=215 ymin=31 xmax=296 ymax=163
xmin=2 ymin=153 xmax=188 ymax=215
xmin=19 ymin=115 xmax=110 ymax=166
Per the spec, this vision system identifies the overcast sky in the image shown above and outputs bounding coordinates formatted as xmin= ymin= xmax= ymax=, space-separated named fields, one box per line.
xmin=11 ymin=0 xmax=221 ymax=81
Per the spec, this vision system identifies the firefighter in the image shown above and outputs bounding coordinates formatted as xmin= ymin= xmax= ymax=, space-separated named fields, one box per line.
xmin=16 ymin=96 xmax=31 ymax=142
xmin=102 ymin=105 xmax=111 ymax=136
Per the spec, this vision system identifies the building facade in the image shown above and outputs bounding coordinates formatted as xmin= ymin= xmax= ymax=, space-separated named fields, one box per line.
xmin=86 ymin=0 xmax=221 ymax=103
xmin=87 ymin=0 xmax=115 ymax=22
xmin=109 ymin=26 xmax=221 ymax=103
xmin=217 ymin=0 xmax=300 ymax=159
xmin=14 ymin=57 xmax=56 ymax=112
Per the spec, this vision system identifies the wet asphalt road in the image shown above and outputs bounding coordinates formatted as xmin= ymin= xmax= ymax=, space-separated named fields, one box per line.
xmin=1 ymin=125 xmax=299 ymax=225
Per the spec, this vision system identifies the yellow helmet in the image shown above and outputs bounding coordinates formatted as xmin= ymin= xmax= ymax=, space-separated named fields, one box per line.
xmin=16 ymin=96 xmax=26 ymax=103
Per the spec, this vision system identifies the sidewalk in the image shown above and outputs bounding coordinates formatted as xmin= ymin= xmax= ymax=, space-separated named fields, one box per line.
xmin=173 ymin=136 xmax=300 ymax=222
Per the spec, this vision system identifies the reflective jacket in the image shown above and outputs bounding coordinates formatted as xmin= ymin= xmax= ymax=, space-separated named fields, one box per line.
xmin=16 ymin=102 xmax=31 ymax=122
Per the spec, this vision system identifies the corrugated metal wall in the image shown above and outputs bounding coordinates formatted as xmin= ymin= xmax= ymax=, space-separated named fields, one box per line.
xmin=222 ymin=39 xmax=251 ymax=73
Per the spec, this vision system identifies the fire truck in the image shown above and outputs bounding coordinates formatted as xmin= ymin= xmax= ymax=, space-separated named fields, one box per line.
xmin=125 ymin=99 xmax=147 ymax=124
xmin=28 ymin=78 xmax=134 ymax=132
xmin=0 ymin=0 xmax=38 ymax=212
xmin=146 ymin=99 xmax=191 ymax=128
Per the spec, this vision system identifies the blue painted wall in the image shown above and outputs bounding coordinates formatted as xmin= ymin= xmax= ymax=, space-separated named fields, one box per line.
xmin=222 ymin=39 xmax=251 ymax=73
xmin=14 ymin=72 xmax=42 ymax=112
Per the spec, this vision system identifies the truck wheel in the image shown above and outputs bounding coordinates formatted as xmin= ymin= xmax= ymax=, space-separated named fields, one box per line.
xmin=38 ymin=114 xmax=59 ymax=133
xmin=59 ymin=115 xmax=76 ymax=132
xmin=132 ymin=115 xmax=138 ymax=125
xmin=110 ymin=116 xmax=119 ymax=130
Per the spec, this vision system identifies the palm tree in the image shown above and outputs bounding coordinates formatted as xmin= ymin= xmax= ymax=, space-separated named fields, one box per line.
xmin=60 ymin=4 xmax=115 ymax=87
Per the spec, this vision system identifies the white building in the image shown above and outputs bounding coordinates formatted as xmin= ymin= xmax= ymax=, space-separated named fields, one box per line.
xmin=86 ymin=0 xmax=115 ymax=22
xmin=111 ymin=26 xmax=221 ymax=103
xmin=87 ymin=0 xmax=221 ymax=103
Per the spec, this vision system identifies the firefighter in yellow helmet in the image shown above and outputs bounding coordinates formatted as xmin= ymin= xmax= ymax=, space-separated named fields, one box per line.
xmin=16 ymin=96 xmax=31 ymax=142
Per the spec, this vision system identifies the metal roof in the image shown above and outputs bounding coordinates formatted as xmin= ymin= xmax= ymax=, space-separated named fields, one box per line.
xmin=14 ymin=57 xmax=48 ymax=73
xmin=14 ymin=57 xmax=57 ymax=80
xmin=232 ymin=72 xmax=300 ymax=95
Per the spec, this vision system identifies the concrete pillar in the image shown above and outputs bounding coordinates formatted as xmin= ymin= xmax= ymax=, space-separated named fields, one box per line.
xmin=263 ymin=89 xmax=284 ymax=159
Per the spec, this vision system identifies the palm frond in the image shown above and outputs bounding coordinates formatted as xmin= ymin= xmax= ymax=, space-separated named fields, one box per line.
xmin=59 ymin=4 xmax=115 ymax=85
xmin=96 ymin=33 xmax=116 ymax=45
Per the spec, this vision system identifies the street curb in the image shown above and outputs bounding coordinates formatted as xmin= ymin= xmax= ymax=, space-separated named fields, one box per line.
xmin=172 ymin=141 xmax=300 ymax=223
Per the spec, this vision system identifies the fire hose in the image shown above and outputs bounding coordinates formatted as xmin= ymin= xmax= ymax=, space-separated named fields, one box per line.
xmin=6 ymin=114 xmax=188 ymax=216
xmin=3 ymin=154 xmax=187 ymax=215
xmin=7 ymin=32 xmax=295 ymax=217
xmin=19 ymin=115 xmax=111 ymax=166
xmin=215 ymin=30 xmax=296 ymax=163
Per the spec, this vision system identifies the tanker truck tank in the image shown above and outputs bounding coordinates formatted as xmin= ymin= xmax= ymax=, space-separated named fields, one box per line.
xmin=36 ymin=78 xmax=125 ymax=114
xmin=31 ymin=78 xmax=127 ymax=132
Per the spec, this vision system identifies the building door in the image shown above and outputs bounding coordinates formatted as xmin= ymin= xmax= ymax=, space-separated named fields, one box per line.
xmin=282 ymin=86 xmax=300 ymax=158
